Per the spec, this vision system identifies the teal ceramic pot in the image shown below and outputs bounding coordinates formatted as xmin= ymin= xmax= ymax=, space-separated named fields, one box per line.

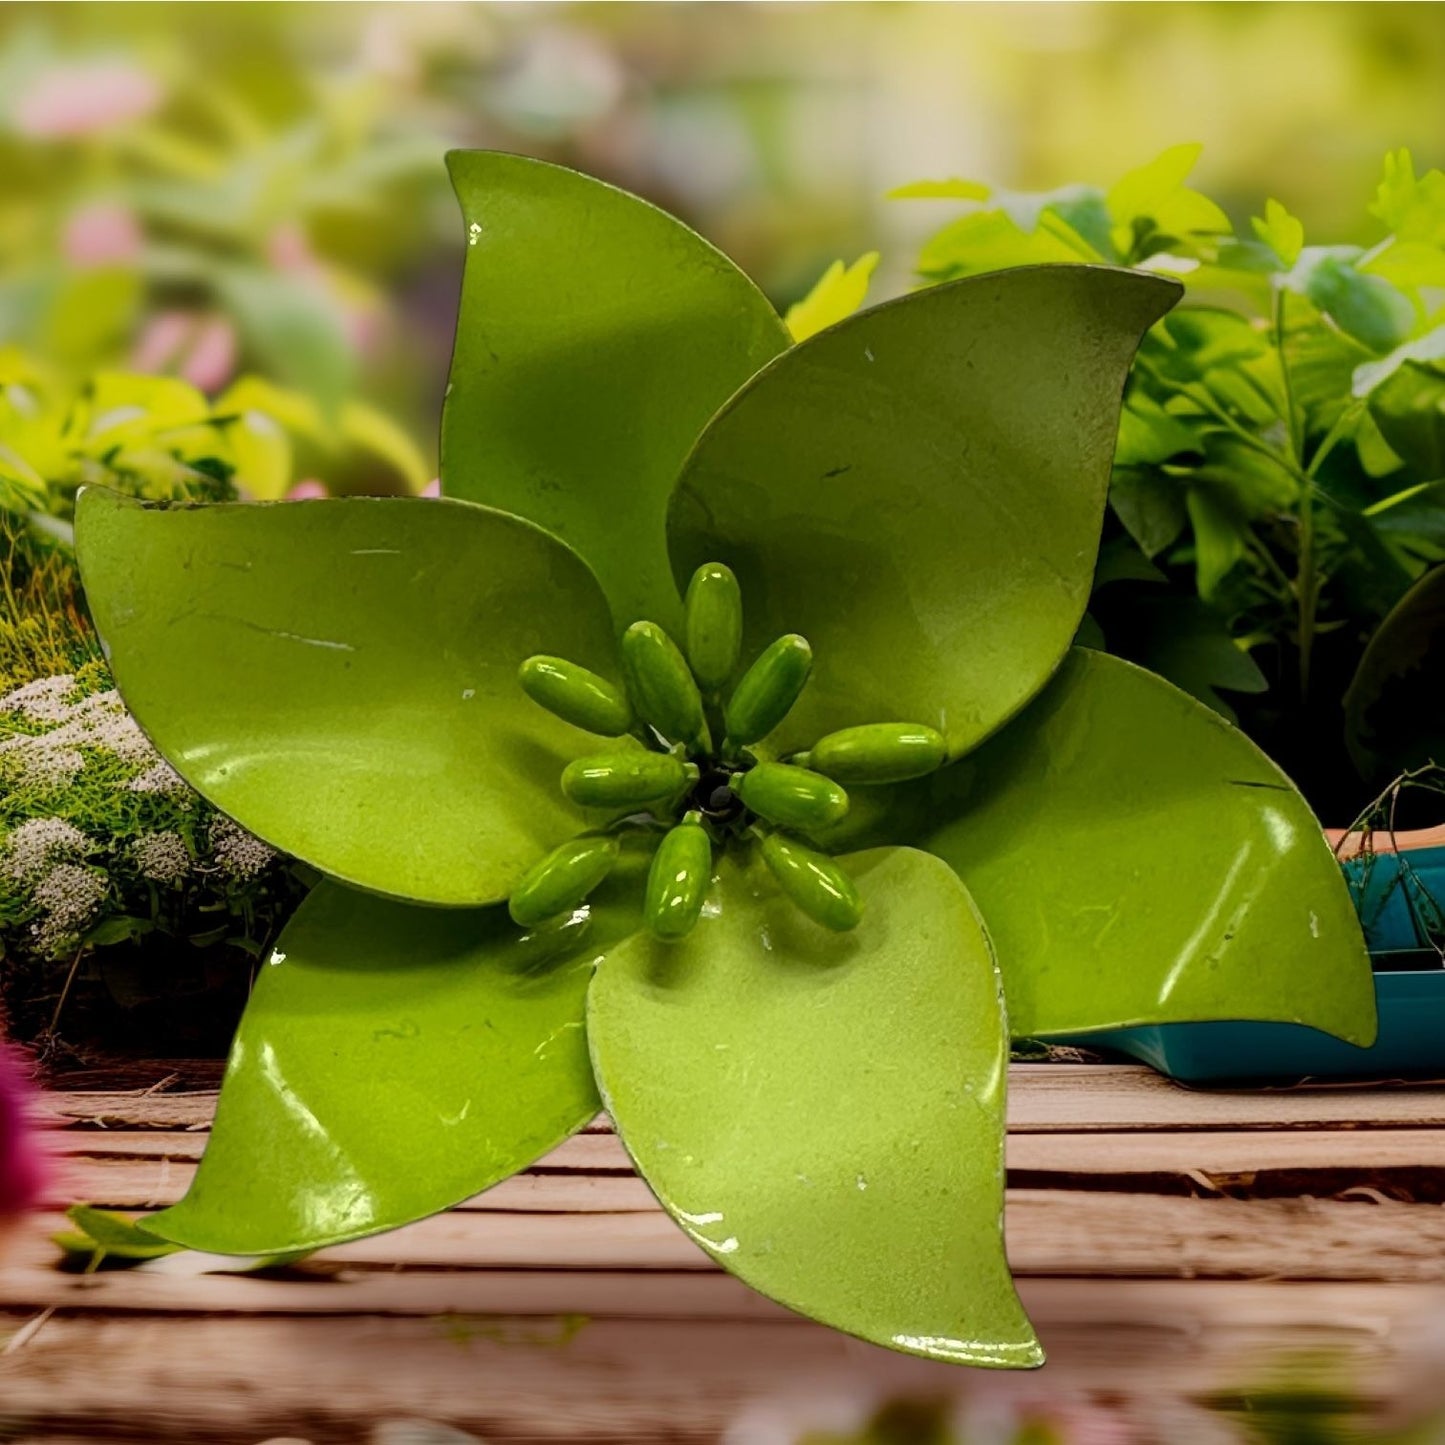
xmin=1054 ymin=844 xmax=1445 ymax=1083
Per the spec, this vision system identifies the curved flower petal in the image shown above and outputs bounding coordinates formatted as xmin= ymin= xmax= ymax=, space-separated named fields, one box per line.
xmin=442 ymin=151 xmax=790 ymax=633
xmin=668 ymin=265 xmax=1179 ymax=758
xmin=588 ymin=846 xmax=1041 ymax=1369
xmin=915 ymin=649 xmax=1376 ymax=1041
xmin=148 ymin=868 xmax=644 ymax=1254
xmin=76 ymin=489 xmax=622 ymax=906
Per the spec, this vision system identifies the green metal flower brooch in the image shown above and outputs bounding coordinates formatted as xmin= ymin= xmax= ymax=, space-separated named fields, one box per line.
xmin=76 ymin=152 xmax=1375 ymax=1368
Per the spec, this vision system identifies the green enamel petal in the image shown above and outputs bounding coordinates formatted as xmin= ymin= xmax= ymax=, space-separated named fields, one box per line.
xmin=668 ymin=265 xmax=1179 ymax=758
xmin=588 ymin=846 xmax=1041 ymax=1369
xmin=148 ymin=866 xmax=644 ymax=1255
xmin=75 ymin=489 xmax=621 ymax=907
xmin=917 ymin=649 xmax=1376 ymax=1042
xmin=442 ymin=151 xmax=790 ymax=634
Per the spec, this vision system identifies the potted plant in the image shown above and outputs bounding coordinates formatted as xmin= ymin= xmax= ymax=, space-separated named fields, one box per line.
xmin=897 ymin=144 xmax=1445 ymax=1081
xmin=70 ymin=152 xmax=1375 ymax=1366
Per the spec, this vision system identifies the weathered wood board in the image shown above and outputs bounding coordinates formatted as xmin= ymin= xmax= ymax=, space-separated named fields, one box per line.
xmin=3 ymin=1064 xmax=1445 ymax=1442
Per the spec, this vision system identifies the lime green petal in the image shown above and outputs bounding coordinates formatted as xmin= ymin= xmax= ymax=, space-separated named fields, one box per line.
xmin=669 ymin=264 xmax=1179 ymax=758
xmin=589 ymin=847 xmax=1041 ymax=1369
xmin=918 ymin=650 xmax=1376 ymax=1042
xmin=442 ymin=151 xmax=789 ymax=633
xmin=76 ymin=489 xmax=621 ymax=906
xmin=149 ymin=871 xmax=644 ymax=1255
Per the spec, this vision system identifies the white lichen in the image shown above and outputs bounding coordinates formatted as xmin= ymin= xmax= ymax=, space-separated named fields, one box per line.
xmin=131 ymin=831 xmax=191 ymax=884
xmin=0 ymin=673 xmax=79 ymax=724
xmin=29 ymin=862 xmax=108 ymax=954
xmin=15 ymin=745 xmax=86 ymax=791
xmin=127 ymin=759 xmax=189 ymax=795
xmin=1 ymin=816 xmax=92 ymax=884
xmin=209 ymin=816 xmax=276 ymax=880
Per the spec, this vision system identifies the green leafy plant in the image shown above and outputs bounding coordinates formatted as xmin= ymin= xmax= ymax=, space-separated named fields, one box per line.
xmin=899 ymin=145 xmax=1445 ymax=821
xmin=74 ymin=153 xmax=1374 ymax=1367
xmin=0 ymin=662 xmax=307 ymax=1048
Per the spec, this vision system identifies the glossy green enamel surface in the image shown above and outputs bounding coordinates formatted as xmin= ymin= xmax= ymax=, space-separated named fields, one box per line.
xmin=588 ymin=847 xmax=1041 ymax=1369
xmin=668 ymin=266 xmax=1180 ymax=759
xmin=150 ymin=872 xmax=644 ymax=1254
xmin=442 ymin=151 xmax=790 ymax=633
xmin=75 ymin=490 xmax=619 ymax=906
xmin=917 ymin=650 xmax=1377 ymax=1042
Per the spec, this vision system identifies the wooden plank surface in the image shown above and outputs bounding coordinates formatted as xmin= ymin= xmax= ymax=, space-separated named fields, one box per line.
xmin=5 ymin=1063 xmax=1445 ymax=1442
xmin=34 ymin=1064 xmax=1445 ymax=1132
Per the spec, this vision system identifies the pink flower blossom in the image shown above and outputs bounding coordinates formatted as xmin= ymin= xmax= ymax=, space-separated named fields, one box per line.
xmin=266 ymin=222 xmax=316 ymax=275
xmin=422 ymin=478 xmax=441 ymax=498
xmin=287 ymin=480 xmax=329 ymax=501
xmin=181 ymin=316 xmax=238 ymax=393
xmin=12 ymin=60 xmax=161 ymax=140
xmin=131 ymin=312 xmax=237 ymax=394
xmin=131 ymin=311 xmax=193 ymax=374
xmin=62 ymin=201 xmax=143 ymax=268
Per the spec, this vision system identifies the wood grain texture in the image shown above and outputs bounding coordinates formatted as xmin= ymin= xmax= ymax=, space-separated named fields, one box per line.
xmin=6 ymin=1063 xmax=1445 ymax=1442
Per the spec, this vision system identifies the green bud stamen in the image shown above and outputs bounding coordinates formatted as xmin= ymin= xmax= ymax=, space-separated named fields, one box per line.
xmin=684 ymin=563 xmax=743 ymax=695
xmin=509 ymin=833 xmax=620 ymax=927
xmin=562 ymin=751 xmax=698 ymax=808
xmin=519 ymin=655 xmax=633 ymax=737
xmin=621 ymin=621 xmax=712 ymax=754
xmin=644 ymin=810 xmax=714 ymax=941
xmin=758 ymin=832 xmax=863 ymax=932
xmin=732 ymin=760 xmax=848 ymax=832
xmin=807 ymin=723 xmax=948 ymax=785
xmin=723 ymin=633 xmax=812 ymax=749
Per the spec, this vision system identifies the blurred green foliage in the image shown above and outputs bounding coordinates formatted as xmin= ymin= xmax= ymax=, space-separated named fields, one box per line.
xmin=902 ymin=146 xmax=1445 ymax=821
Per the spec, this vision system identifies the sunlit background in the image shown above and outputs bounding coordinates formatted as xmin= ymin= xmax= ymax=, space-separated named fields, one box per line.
xmin=4 ymin=1 xmax=1444 ymax=485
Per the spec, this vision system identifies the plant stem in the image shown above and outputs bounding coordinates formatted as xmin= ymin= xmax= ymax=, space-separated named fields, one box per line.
xmin=1272 ymin=285 xmax=1316 ymax=702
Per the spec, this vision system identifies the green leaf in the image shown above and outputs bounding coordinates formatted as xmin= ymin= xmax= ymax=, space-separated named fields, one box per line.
xmin=588 ymin=847 xmax=1040 ymax=1368
xmin=75 ymin=490 xmax=622 ymax=906
xmin=1288 ymin=250 xmax=1415 ymax=355
xmin=785 ymin=253 xmax=879 ymax=343
xmin=914 ymin=211 xmax=1096 ymax=280
xmin=1352 ymin=326 xmax=1445 ymax=398
xmin=1109 ymin=466 xmax=1188 ymax=557
xmin=1367 ymin=478 xmax=1445 ymax=555
xmin=1370 ymin=149 xmax=1445 ymax=246
xmin=1106 ymin=144 xmax=1204 ymax=225
xmin=1251 ymin=199 xmax=1304 ymax=267
xmin=1185 ymin=484 xmax=1250 ymax=599
xmin=1368 ymin=362 xmax=1445 ymax=476
xmin=149 ymin=870 xmax=641 ymax=1254
xmin=887 ymin=178 xmax=993 ymax=201
xmin=914 ymin=650 xmax=1375 ymax=1041
xmin=214 ymin=266 xmax=355 ymax=417
xmin=339 ymin=399 xmax=432 ymax=494
xmin=1344 ymin=565 xmax=1445 ymax=783
xmin=669 ymin=265 xmax=1179 ymax=760
xmin=1115 ymin=393 xmax=1201 ymax=467
xmin=441 ymin=151 xmax=789 ymax=634
xmin=56 ymin=1205 xmax=180 ymax=1262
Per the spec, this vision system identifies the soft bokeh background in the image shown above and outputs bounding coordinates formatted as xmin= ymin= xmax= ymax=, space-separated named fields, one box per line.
xmin=4 ymin=0 xmax=1444 ymax=486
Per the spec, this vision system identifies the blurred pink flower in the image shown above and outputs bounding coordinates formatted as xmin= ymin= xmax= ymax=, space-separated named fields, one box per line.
xmin=422 ymin=478 xmax=441 ymax=498
xmin=131 ymin=312 xmax=237 ymax=394
xmin=13 ymin=60 xmax=162 ymax=139
xmin=266 ymin=222 xmax=317 ymax=275
xmin=181 ymin=317 xmax=238 ymax=393
xmin=131 ymin=311 xmax=193 ymax=374
xmin=0 ymin=1045 xmax=44 ymax=1223
xmin=62 ymin=201 xmax=144 ymax=268
xmin=287 ymin=480 xmax=330 ymax=501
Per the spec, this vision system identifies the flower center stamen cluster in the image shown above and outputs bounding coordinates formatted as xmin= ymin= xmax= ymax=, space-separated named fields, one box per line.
xmin=512 ymin=563 xmax=949 ymax=941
